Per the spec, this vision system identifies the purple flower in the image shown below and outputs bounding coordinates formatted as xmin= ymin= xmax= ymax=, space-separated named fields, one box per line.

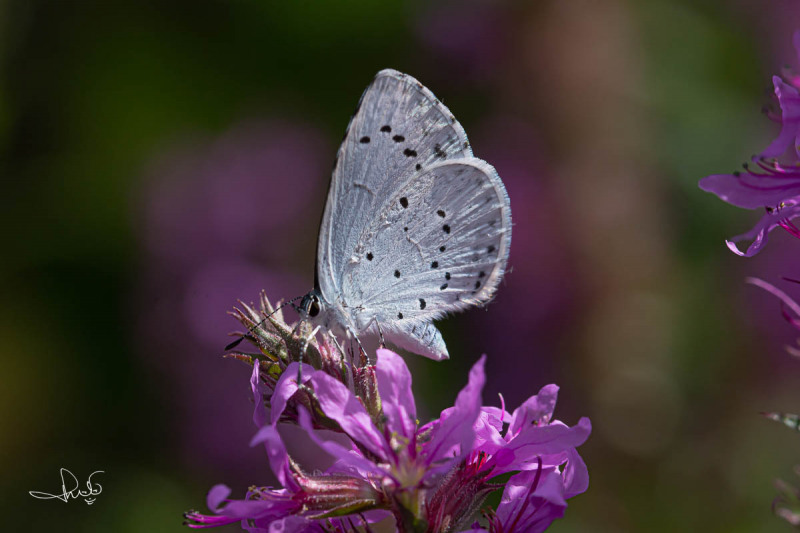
xmin=186 ymin=302 xmax=591 ymax=532
xmin=447 ymin=387 xmax=591 ymax=533
xmin=185 ymin=360 xmax=388 ymax=531
xmin=302 ymin=351 xmax=591 ymax=531
xmin=699 ymin=158 xmax=800 ymax=256
xmin=746 ymin=277 xmax=800 ymax=357
xmin=743 ymin=278 xmax=800 ymax=526
xmin=699 ymin=31 xmax=800 ymax=256
xmin=471 ymin=457 xmax=585 ymax=533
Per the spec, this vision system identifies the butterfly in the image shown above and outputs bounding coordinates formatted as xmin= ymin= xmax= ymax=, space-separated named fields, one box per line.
xmin=299 ymin=69 xmax=511 ymax=361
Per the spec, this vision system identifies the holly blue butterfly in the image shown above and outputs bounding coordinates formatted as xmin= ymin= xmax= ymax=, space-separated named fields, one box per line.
xmin=299 ymin=69 xmax=512 ymax=361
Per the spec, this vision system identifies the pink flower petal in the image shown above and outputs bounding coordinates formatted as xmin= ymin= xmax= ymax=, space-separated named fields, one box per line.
xmin=270 ymin=362 xmax=314 ymax=427
xmin=251 ymin=361 xmax=268 ymax=428
xmin=249 ymin=424 xmax=298 ymax=492
xmin=724 ymin=204 xmax=800 ymax=256
xmin=763 ymin=77 xmax=800 ymax=159
xmin=375 ymin=349 xmax=417 ymax=440
xmin=424 ymin=355 xmax=486 ymax=463
xmin=495 ymin=470 xmax=567 ymax=533
xmin=698 ymin=172 xmax=800 ymax=210
xmin=296 ymin=407 xmax=387 ymax=477
xmin=508 ymin=384 xmax=559 ymax=437
xmin=309 ymin=371 xmax=389 ymax=461
xmin=207 ymin=484 xmax=231 ymax=511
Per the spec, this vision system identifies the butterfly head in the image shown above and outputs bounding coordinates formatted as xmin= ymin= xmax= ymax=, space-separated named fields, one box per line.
xmin=299 ymin=289 xmax=352 ymax=339
xmin=299 ymin=289 xmax=324 ymax=321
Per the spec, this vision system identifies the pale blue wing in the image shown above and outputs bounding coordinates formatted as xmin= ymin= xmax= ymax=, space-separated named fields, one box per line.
xmin=384 ymin=321 xmax=449 ymax=361
xmin=342 ymin=158 xmax=511 ymax=322
xmin=316 ymin=69 xmax=472 ymax=303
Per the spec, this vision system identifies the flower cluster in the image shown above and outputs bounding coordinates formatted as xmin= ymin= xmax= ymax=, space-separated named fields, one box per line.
xmin=184 ymin=293 xmax=590 ymax=532
xmin=742 ymin=278 xmax=800 ymax=528
xmin=699 ymin=31 xmax=800 ymax=528
xmin=699 ymin=31 xmax=800 ymax=256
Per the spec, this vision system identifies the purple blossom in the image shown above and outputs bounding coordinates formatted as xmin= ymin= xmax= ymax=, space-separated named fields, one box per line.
xmin=699 ymin=31 xmax=800 ymax=256
xmin=746 ymin=277 xmax=800 ymax=357
xmin=185 ymin=360 xmax=388 ymax=531
xmin=186 ymin=299 xmax=590 ymax=531
xmin=743 ymin=278 xmax=800 ymax=526
xmin=447 ymin=388 xmax=590 ymax=533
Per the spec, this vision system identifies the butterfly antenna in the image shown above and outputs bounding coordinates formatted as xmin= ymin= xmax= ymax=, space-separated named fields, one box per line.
xmin=225 ymin=295 xmax=304 ymax=351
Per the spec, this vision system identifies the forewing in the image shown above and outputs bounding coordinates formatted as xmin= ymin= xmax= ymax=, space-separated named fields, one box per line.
xmin=341 ymin=158 xmax=512 ymax=322
xmin=316 ymin=69 xmax=472 ymax=302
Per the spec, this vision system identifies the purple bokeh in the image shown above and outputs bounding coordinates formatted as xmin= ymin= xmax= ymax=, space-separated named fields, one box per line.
xmin=413 ymin=0 xmax=575 ymax=408
xmin=132 ymin=117 xmax=329 ymax=482
xmin=415 ymin=0 xmax=510 ymax=85
xmin=466 ymin=115 xmax=575 ymax=408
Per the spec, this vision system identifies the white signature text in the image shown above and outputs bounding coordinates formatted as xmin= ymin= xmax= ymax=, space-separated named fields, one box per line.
xmin=29 ymin=468 xmax=104 ymax=505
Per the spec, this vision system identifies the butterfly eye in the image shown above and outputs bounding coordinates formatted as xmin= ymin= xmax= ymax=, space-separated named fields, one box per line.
xmin=308 ymin=297 xmax=321 ymax=317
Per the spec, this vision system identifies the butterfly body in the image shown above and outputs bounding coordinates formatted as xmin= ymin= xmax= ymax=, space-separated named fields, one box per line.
xmin=300 ymin=69 xmax=511 ymax=361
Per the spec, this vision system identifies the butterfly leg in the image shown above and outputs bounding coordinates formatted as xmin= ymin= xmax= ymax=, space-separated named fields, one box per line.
xmin=346 ymin=326 xmax=370 ymax=367
xmin=298 ymin=325 xmax=321 ymax=384
xmin=375 ymin=320 xmax=386 ymax=349
xmin=329 ymin=331 xmax=346 ymax=360
xmin=375 ymin=320 xmax=386 ymax=348
xmin=362 ymin=316 xmax=386 ymax=351
xmin=328 ymin=333 xmax=352 ymax=379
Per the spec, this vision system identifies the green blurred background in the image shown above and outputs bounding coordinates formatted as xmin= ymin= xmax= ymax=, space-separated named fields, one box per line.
xmin=4 ymin=0 xmax=800 ymax=531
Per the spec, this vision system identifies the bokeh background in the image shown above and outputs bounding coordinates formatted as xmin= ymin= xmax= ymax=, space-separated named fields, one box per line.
xmin=4 ymin=0 xmax=800 ymax=531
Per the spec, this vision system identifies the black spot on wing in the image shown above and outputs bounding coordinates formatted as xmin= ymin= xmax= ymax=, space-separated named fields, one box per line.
xmin=443 ymin=224 xmax=451 ymax=234
xmin=359 ymin=136 xmax=370 ymax=144
xmin=419 ymin=298 xmax=426 ymax=310
xmin=381 ymin=125 xmax=391 ymax=133
xmin=400 ymin=197 xmax=409 ymax=208
xmin=403 ymin=148 xmax=417 ymax=157
xmin=392 ymin=135 xmax=405 ymax=143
